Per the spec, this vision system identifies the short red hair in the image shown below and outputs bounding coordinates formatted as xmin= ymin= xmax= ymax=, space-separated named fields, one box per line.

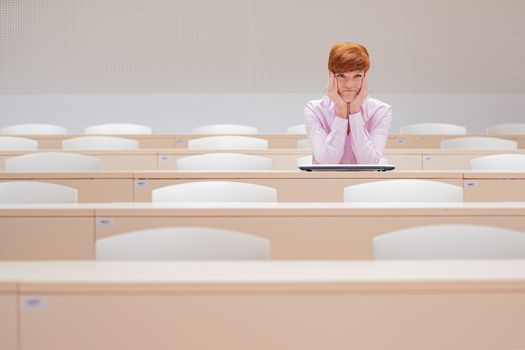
xmin=328 ymin=43 xmax=370 ymax=73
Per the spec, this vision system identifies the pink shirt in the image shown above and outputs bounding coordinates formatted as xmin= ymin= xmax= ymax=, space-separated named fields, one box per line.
xmin=304 ymin=95 xmax=392 ymax=164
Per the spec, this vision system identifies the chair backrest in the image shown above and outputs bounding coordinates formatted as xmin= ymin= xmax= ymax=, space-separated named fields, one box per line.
xmin=486 ymin=123 xmax=525 ymax=135
xmin=0 ymin=181 xmax=77 ymax=203
xmin=374 ymin=224 xmax=525 ymax=259
xmin=0 ymin=136 xmax=38 ymax=150
xmin=84 ymin=123 xmax=152 ymax=135
xmin=188 ymin=136 xmax=268 ymax=150
xmin=152 ymin=181 xmax=277 ymax=202
xmin=96 ymin=226 xmax=271 ymax=260
xmin=0 ymin=123 xmax=67 ymax=135
xmin=287 ymin=124 xmax=306 ymax=134
xmin=5 ymin=152 xmax=101 ymax=171
xmin=297 ymin=155 xmax=313 ymax=166
xmin=399 ymin=123 xmax=467 ymax=135
xmin=470 ymin=154 xmax=525 ymax=171
xmin=62 ymin=136 xmax=139 ymax=150
xmin=192 ymin=124 xmax=258 ymax=134
xmin=297 ymin=138 xmax=310 ymax=149
xmin=441 ymin=137 xmax=517 ymax=150
xmin=176 ymin=153 xmax=272 ymax=171
xmin=343 ymin=179 xmax=463 ymax=202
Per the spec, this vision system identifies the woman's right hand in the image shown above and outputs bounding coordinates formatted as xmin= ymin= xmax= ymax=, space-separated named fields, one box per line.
xmin=326 ymin=72 xmax=348 ymax=118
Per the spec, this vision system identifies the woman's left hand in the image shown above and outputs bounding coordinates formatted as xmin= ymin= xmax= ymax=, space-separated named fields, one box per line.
xmin=349 ymin=73 xmax=369 ymax=114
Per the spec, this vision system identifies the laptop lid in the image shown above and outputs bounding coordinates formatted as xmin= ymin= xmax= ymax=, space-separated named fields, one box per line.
xmin=298 ymin=164 xmax=395 ymax=172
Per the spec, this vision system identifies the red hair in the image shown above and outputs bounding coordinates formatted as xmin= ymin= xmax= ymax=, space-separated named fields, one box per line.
xmin=328 ymin=43 xmax=370 ymax=73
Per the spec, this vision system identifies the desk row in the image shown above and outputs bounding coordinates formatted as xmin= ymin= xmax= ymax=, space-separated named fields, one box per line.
xmin=0 ymin=171 xmax=523 ymax=202
xmin=6 ymin=133 xmax=525 ymax=149
xmin=2 ymin=202 xmax=525 ymax=260
xmin=1 ymin=260 xmax=524 ymax=350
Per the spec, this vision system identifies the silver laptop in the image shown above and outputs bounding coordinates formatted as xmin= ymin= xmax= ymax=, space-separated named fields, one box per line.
xmin=298 ymin=164 xmax=395 ymax=172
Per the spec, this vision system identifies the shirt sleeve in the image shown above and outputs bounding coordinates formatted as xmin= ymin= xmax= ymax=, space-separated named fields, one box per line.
xmin=349 ymin=104 xmax=392 ymax=164
xmin=304 ymin=101 xmax=348 ymax=164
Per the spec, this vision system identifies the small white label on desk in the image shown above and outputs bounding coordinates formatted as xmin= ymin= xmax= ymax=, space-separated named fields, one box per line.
xmin=423 ymin=156 xmax=433 ymax=161
xmin=464 ymin=181 xmax=478 ymax=189
xmin=136 ymin=179 xmax=148 ymax=188
xmin=175 ymin=139 xmax=183 ymax=144
xmin=96 ymin=217 xmax=115 ymax=228
xmin=395 ymin=139 xmax=407 ymax=144
xmin=159 ymin=155 xmax=170 ymax=162
xmin=21 ymin=296 xmax=46 ymax=310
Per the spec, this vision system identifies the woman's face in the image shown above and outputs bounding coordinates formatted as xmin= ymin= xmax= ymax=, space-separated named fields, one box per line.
xmin=334 ymin=70 xmax=364 ymax=103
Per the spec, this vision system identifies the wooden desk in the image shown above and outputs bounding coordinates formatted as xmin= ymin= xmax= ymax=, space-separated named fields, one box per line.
xmin=133 ymin=170 xmax=463 ymax=202
xmin=0 ymin=262 xmax=49 ymax=350
xmin=6 ymin=260 xmax=525 ymax=350
xmin=464 ymin=172 xmax=525 ymax=201
xmin=0 ymin=172 xmax=134 ymax=202
xmin=3 ymin=202 xmax=525 ymax=260
xmin=0 ymin=150 xmax=158 ymax=171
xmin=387 ymin=134 xmax=525 ymax=149
xmin=421 ymin=149 xmax=525 ymax=170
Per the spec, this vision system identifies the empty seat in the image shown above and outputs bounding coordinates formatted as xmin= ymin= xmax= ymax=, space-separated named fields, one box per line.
xmin=0 ymin=136 xmax=38 ymax=150
xmin=287 ymin=124 xmax=306 ymax=134
xmin=176 ymin=153 xmax=272 ymax=171
xmin=0 ymin=123 xmax=66 ymax=135
xmin=470 ymin=154 xmax=525 ymax=171
xmin=84 ymin=123 xmax=152 ymax=135
xmin=297 ymin=155 xmax=313 ymax=166
xmin=188 ymin=136 xmax=268 ymax=150
xmin=96 ymin=226 xmax=271 ymax=260
xmin=374 ymin=224 xmax=525 ymax=259
xmin=441 ymin=137 xmax=517 ymax=150
xmin=0 ymin=181 xmax=77 ymax=203
xmin=399 ymin=123 xmax=467 ymax=135
xmin=192 ymin=124 xmax=258 ymax=134
xmin=486 ymin=123 xmax=525 ymax=135
xmin=62 ymin=136 xmax=139 ymax=150
xmin=343 ymin=179 xmax=463 ymax=202
xmin=5 ymin=152 xmax=101 ymax=171
xmin=297 ymin=138 xmax=310 ymax=149
xmin=152 ymin=181 xmax=277 ymax=202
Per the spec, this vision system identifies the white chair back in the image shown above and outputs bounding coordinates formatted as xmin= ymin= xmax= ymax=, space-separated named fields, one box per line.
xmin=297 ymin=138 xmax=310 ymax=149
xmin=5 ymin=152 xmax=101 ymax=172
xmin=374 ymin=224 xmax=525 ymax=259
xmin=0 ymin=136 xmax=38 ymax=150
xmin=470 ymin=154 xmax=525 ymax=171
xmin=0 ymin=123 xmax=66 ymax=135
xmin=441 ymin=137 xmax=517 ymax=150
xmin=399 ymin=123 xmax=467 ymax=135
xmin=188 ymin=136 xmax=268 ymax=150
xmin=0 ymin=181 xmax=77 ymax=203
xmin=152 ymin=181 xmax=277 ymax=202
xmin=176 ymin=153 xmax=272 ymax=171
xmin=297 ymin=155 xmax=313 ymax=166
xmin=192 ymin=124 xmax=258 ymax=134
xmin=287 ymin=124 xmax=306 ymax=134
xmin=96 ymin=226 xmax=271 ymax=260
xmin=486 ymin=123 xmax=525 ymax=135
xmin=84 ymin=123 xmax=152 ymax=135
xmin=62 ymin=136 xmax=139 ymax=150
xmin=343 ymin=179 xmax=463 ymax=202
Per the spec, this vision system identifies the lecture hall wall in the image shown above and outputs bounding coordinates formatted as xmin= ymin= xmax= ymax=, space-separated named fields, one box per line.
xmin=1 ymin=0 xmax=524 ymax=134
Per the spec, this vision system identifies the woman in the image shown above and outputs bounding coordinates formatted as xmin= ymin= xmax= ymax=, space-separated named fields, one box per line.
xmin=304 ymin=43 xmax=392 ymax=164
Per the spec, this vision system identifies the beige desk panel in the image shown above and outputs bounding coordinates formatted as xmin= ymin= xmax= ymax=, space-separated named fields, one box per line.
xmin=386 ymin=134 xmax=525 ymax=149
xmin=464 ymin=179 xmax=525 ymax=201
xmin=95 ymin=214 xmax=525 ymax=259
xmin=0 ymin=216 xmax=95 ymax=260
xmin=18 ymin=288 xmax=525 ymax=350
xmin=0 ymin=150 xmax=158 ymax=171
xmin=0 ymin=293 xmax=17 ymax=350
xmin=422 ymin=150 xmax=525 ymax=171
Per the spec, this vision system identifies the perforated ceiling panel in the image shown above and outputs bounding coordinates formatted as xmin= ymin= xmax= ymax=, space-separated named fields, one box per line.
xmin=1 ymin=0 xmax=524 ymax=94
